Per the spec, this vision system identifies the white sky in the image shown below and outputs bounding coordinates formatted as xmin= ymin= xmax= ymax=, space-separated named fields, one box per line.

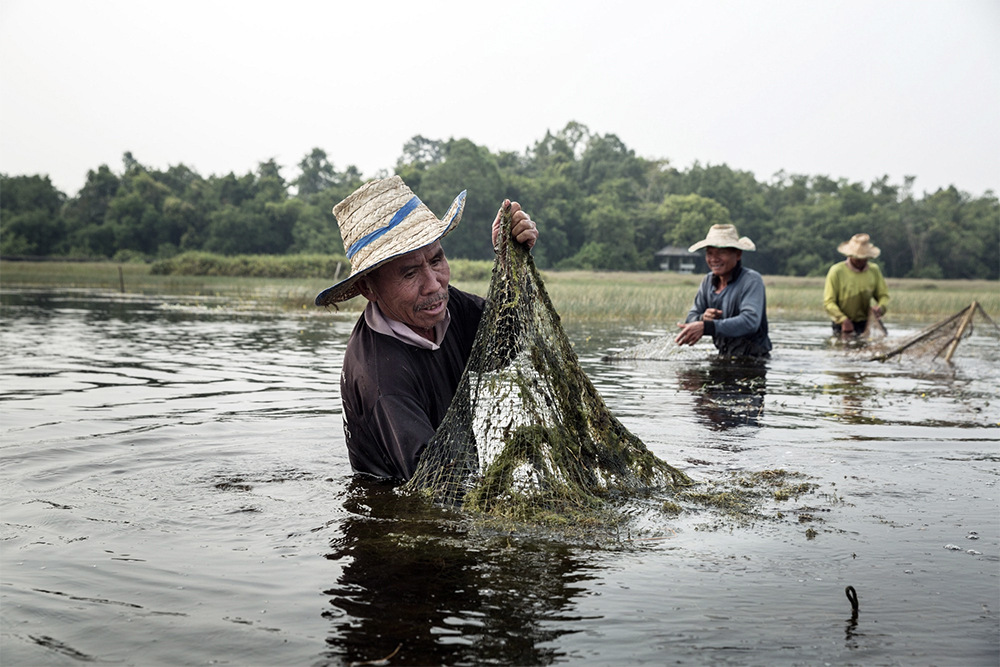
xmin=1 ymin=0 xmax=998 ymax=198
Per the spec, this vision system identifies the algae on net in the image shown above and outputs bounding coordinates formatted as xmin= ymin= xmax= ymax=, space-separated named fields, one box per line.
xmin=402 ymin=202 xmax=690 ymax=520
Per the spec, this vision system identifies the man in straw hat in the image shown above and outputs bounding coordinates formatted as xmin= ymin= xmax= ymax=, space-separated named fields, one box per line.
xmin=315 ymin=175 xmax=538 ymax=480
xmin=675 ymin=224 xmax=772 ymax=357
xmin=823 ymin=233 xmax=889 ymax=338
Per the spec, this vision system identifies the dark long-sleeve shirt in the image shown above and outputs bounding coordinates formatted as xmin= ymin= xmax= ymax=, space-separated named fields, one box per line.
xmin=684 ymin=263 xmax=772 ymax=357
xmin=340 ymin=286 xmax=485 ymax=479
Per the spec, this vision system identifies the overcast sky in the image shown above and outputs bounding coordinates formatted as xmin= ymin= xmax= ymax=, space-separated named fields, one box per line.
xmin=1 ymin=0 xmax=998 ymax=199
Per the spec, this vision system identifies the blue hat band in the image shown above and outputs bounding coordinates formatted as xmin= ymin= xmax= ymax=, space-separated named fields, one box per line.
xmin=345 ymin=196 xmax=421 ymax=260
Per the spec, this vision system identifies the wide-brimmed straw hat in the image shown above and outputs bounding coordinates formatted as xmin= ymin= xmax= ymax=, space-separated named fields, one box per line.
xmin=837 ymin=233 xmax=880 ymax=259
xmin=314 ymin=176 xmax=465 ymax=306
xmin=688 ymin=224 xmax=756 ymax=252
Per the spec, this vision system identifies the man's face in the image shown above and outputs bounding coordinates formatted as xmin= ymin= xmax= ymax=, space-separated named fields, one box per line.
xmin=359 ymin=241 xmax=451 ymax=334
xmin=705 ymin=246 xmax=742 ymax=277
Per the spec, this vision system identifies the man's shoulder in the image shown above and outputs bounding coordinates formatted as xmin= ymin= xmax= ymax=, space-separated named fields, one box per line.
xmin=343 ymin=317 xmax=422 ymax=395
xmin=738 ymin=266 xmax=766 ymax=286
xmin=345 ymin=314 xmax=392 ymax=356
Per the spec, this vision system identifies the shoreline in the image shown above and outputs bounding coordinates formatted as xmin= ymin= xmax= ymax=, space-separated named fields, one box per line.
xmin=2 ymin=260 xmax=997 ymax=325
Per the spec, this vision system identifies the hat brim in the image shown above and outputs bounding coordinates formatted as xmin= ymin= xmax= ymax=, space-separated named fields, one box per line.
xmin=837 ymin=242 xmax=880 ymax=259
xmin=688 ymin=237 xmax=756 ymax=252
xmin=315 ymin=191 xmax=465 ymax=307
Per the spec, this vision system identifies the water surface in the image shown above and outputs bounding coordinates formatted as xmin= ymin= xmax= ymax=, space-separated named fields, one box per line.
xmin=1 ymin=290 xmax=997 ymax=666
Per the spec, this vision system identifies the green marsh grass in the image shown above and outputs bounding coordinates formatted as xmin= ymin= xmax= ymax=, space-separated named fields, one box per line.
xmin=2 ymin=259 xmax=996 ymax=325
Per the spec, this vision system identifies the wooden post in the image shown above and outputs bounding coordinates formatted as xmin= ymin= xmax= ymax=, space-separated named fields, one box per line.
xmin=118 ymin=265 xmax=125 ymax=293
xmin=943 ymin=301 xmax=977 ymax=363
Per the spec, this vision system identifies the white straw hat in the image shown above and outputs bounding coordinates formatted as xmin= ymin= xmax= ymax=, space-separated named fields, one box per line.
xmin=688 ymin=224 xmax=756 ymax=252
xmin=837 ymin=233 xmax=881 ymax=259
xmin=315 ymin=176 xmax=465 ymax=306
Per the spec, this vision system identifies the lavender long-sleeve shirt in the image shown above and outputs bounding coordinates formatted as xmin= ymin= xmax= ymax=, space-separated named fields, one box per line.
xmin=684 ymin=263 xmax=772 ymax=357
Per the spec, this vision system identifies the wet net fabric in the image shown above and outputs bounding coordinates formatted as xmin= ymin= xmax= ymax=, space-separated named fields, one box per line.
xmin=402 ymin=204 xmax=689 ymax=514
xmin=869 ymin=302 xmax=999 ymax=363
xmin=862 ymin=308 xmax=888 ymax=341
xmin=602 ymin=336 xmax=709 ymax=362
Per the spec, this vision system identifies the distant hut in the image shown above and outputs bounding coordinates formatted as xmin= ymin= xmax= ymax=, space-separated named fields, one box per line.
xmin=655 ymin=246 xmax=703 ymax=273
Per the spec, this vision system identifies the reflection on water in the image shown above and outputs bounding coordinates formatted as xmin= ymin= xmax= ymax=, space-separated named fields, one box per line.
xmin=322 ymin=478 xmax=592 ymax=666
xmin=1 ymin=290 xmax=998 ymax=666
xmin=822 ymin=370 xmax=879 ymax=425
xmin=675 ymin=358 xmax=767 ymax=432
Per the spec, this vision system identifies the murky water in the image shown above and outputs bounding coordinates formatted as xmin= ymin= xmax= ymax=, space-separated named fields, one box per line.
xmin=2 ymin=290 xmax=997 ymax=666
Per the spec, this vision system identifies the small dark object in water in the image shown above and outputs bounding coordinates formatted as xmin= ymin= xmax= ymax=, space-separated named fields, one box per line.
xmin=845 ymin=585 xmax=859 ymax=613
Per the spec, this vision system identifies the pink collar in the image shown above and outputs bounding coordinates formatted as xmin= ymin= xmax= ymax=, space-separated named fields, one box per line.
xmin=364 ymin=301 xmax=451 ymax=350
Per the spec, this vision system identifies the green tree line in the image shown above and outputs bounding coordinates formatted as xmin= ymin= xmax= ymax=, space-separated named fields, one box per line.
xmin=2 ymin=122 xmax=997 ymax=279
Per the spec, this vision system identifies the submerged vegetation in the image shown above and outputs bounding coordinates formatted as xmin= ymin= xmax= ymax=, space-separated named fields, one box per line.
xmin=434 ymin=468 xmax=825 ymax=542
xmin=676 ymin=469 xmax=823 ymax=533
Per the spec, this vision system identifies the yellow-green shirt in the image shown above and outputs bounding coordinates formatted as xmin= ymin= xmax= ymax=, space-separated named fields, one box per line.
xmin=823 ymin=261 xmax=890 ymax=324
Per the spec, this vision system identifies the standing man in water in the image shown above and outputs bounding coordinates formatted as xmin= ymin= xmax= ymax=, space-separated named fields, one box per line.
xmin=674 ymin=224 xmax=772 ymax=357
xmin=315 ymin=176 xmax=538 ymax=480
xmin=823 ymin=233 xmax=889 ymax=339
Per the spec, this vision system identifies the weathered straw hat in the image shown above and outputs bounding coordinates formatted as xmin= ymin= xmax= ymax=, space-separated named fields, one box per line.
xmin=688 ymin=224 xmax=756 ymax=252
xmin=837 ymin=233 xmax=881 ymax=259
xmin=315 ymin=176 xmax=465 ymax=306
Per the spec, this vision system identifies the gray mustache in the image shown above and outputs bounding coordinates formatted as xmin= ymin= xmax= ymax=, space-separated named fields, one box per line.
xmin=416 ymin=293 xmax=448 ymax=311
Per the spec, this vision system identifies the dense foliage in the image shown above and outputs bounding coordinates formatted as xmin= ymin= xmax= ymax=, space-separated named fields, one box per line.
xmin=149 ymin=252 xmax=347 ymax=279
xmin=2 ymin=123 xmax=997 ymax=279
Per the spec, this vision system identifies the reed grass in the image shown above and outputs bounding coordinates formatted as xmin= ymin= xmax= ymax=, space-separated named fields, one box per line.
xmin=2 ymin=260 xmax=996 ymax=325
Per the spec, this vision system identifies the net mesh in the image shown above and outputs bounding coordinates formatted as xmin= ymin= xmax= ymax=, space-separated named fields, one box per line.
xmin=601 ymin=336 xmax=710 ymax=362
xmin=869 ymin=302 xmax=999 ymax=363
xmin=402 ymin=203 xmax=690 ymax=518
xmin=862 ymin=308 xmax=888 ymax=341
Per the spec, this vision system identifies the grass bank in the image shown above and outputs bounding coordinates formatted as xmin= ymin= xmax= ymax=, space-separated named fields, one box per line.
xmin=2 ymin=259 xmax=996 ymax=325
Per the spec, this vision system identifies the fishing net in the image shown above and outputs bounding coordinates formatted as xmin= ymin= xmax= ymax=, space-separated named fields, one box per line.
xmin=869 ymin=301 xmax=1000 ymax=363
xmin=861 ymin=308 xmax=887 ymax=341
xmin=833 ymin=308 xmax=888 ymax=356
xmin=402 ymin=203 xmax=690 ymax=519
xmin=601 ymin=335 xmax=710 ymax=362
